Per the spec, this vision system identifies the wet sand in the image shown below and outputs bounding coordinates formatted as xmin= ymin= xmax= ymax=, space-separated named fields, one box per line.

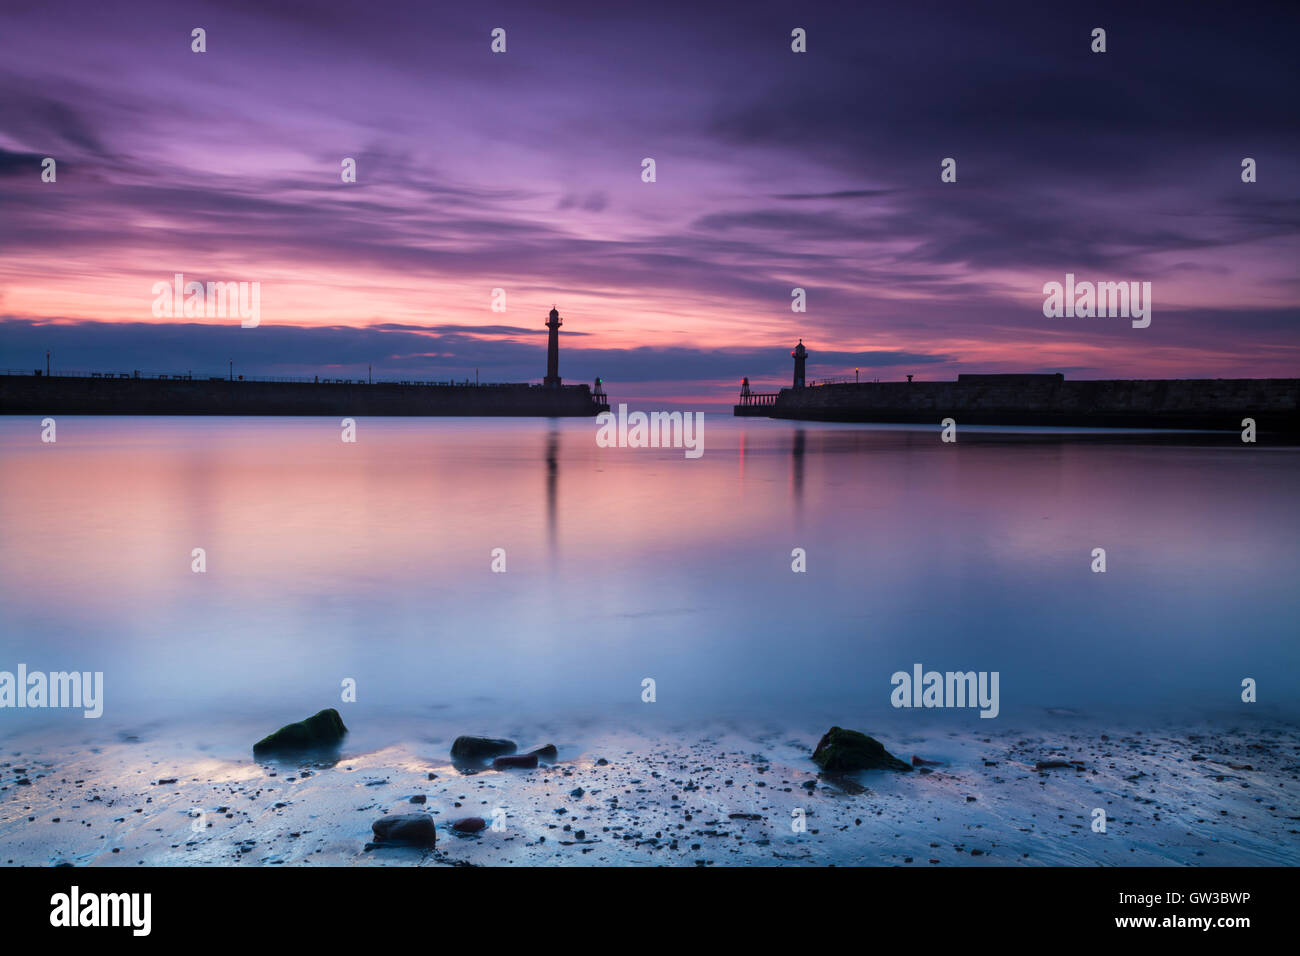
xmin=2 ymin=713 xmax=1296 ymax=867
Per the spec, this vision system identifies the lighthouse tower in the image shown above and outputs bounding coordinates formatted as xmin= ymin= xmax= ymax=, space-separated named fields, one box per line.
xmin=544 ymin=306 xmax=562 ymax=387
xmin=791 ymin=339 xmax=808 ymax=388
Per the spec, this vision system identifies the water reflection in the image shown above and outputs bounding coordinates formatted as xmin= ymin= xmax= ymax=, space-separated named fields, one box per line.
xmin=0 ymin=417 xmax=1296 ymax=738
xmin=545 ymin=425 xmax=559 ymax=553
xmin=791 ymin=428 xmax=805 ymax=505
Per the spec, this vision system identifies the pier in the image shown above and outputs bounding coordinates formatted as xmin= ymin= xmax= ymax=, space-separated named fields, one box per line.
xmin=733 ymin=376 xmax=779 ymax=415
xmin=0 ymin=370 xmax=609 ymax=416
xmin=734 ymin=344 xmax=1300 ymax=435
xmin=1 ymin=307 xmax=612 ymax=417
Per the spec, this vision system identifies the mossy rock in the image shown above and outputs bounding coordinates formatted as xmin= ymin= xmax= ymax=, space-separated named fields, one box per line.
xmin=812 ymin=726 xmax=911 ymax=773
xmin=253 ymin=708 xmax=348 ymax=757
xmin=450 ymin=736 xmax=517 ymax=761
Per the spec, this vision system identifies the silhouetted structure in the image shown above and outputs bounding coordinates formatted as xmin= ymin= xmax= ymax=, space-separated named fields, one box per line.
xmin=544 ymin=306 xmax=563 ymax=387
xmin=1 ymin=306 xmax=610 ymax=416
xmin=732 ymin=341 xmax=1299 ymax=435
xmin=734 ymin=374 xmax=777 ymax=415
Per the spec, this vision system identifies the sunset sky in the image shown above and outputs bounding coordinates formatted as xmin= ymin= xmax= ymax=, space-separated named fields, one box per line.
xmin=1 ymin=0 xmax=1296 ymax=404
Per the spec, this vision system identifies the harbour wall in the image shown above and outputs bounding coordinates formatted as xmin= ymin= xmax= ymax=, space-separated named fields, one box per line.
xmin=0 ymin=375 xmax=606 ymax=417
xmin=760 ymin=378 xmax=1300 ymax=432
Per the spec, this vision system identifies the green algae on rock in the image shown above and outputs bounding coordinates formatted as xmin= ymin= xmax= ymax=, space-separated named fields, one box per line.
xmin=253 ymin=708 xmax=348 ymax=757
xmin=812 ymin=726 xmax=912 ymax=773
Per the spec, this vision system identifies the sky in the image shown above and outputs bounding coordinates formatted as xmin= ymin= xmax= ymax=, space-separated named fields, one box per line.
xmin=1 ymin=0 xmax=1297 ymax=404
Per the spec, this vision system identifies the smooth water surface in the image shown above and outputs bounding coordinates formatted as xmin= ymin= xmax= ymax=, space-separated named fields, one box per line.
xmin=1 ymin=417 xmax=1296 ymax=749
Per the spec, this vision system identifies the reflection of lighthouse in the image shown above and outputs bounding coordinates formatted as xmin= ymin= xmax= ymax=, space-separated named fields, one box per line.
xmin=791 ymin=339 xmax=808 ymax=388
xmin=544 ymin=306 xmax=562 ymax=387
xmin=545 ymin=426 xmax=558 ymax=550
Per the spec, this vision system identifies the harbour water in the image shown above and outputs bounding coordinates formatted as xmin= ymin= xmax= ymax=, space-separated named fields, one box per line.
xmin=2 ymin=415 xmax=1296 ymax=755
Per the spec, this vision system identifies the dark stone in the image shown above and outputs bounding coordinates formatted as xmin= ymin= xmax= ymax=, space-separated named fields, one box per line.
xmin=530 ymin=744 xmax=558 ymax=761
xmin=820 ymin=773 xmax=867 ymax=795
xmin=493 ymin=753 xmax=538 ymax=769
xmin=811 ymin=727 xmax=911 ymax=773
xmin=450 ymin=736 xmax=517 ymax=761
xmin=371 ymin=813 xmax=436 ymax=847
xmin=409 ymin=794 xmax=426 ymax=804
xmin=253 ymin=708 xmax=347 ymax=757
xmin=450 ymin=817 xmax=487 ymax=833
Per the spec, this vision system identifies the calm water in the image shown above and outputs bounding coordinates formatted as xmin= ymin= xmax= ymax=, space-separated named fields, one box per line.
xmin=1 ymin=416 xmax=1297 ymax=745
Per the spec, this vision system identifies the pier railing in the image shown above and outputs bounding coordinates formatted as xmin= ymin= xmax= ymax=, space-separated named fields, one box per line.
xmin=737 ymin=392 xmax=779 ymax=407
xmin=810 ymin=375 xmax=859 ymax=386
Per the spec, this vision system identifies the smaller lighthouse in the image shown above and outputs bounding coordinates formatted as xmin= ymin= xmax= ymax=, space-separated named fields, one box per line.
xmin=791 ymin=339 xmax=808 ymax=388
xmin=544 ymin=306 xmax=562 ymax=387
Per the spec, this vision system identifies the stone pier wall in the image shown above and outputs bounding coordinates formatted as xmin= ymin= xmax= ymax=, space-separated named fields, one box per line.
xmin=765 ymin=378 xmax=1299 ymax=432
xmin=0 ymin=376 xmax=604 ymax=417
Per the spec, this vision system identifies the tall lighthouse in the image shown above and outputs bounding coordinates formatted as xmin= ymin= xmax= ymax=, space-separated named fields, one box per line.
xmin=544 ymin=306 xmax=562 ymax=387
xmin=791 ymin=339 xmax=808 ymax=388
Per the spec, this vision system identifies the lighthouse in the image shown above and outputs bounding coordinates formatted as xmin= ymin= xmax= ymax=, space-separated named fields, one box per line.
xmin=791 ymin=339 xmax=808 ymax=388
xmin=544 ymin=306 xmax=562 ymax=387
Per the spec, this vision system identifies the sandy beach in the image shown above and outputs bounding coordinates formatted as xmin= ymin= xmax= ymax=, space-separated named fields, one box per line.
xmin=3 ymin=709 xmax=1296 ymax=868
